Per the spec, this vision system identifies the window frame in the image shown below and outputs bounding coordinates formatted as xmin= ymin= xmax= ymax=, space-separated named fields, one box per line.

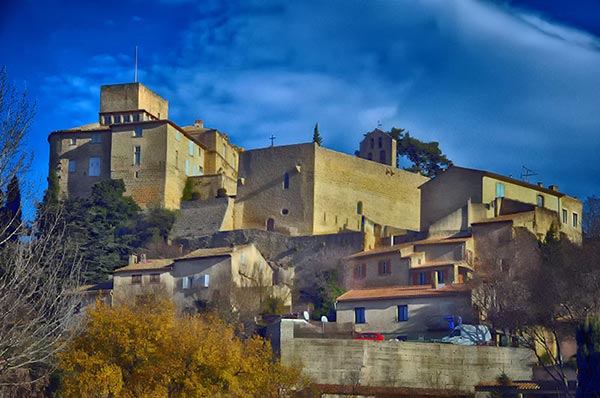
xmin=68 ymin=159 xmax=76 ymax=173
xmin=134 ymin=145 xmax=142 ymax=165
xmin=562 ymin=208 xmax=568 ymax=224
xmin=398 ymin=305 xmax=408 ymax=322
xmin=573 ymin=212 xmax=579 ymax=228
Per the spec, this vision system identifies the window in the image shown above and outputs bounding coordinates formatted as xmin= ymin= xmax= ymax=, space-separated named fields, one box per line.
xmin=149 ymin=274 xmax=160 ymax=284
xmin=379 ymin=150 xmax=386 ymax=163
xmin=562 ymin=209 xmax=568 ymax=224
xmin=355 ymin=264 xmax=366 ymax=279
xmin=134 ymin=146 xmax=141 ymax=165
xmin=131 ymin=274 xmax=142 ymax=284
xmin=378 ymin=260 xmax=391 ymax=275
xmin=182 ymin=276 xmax=193 ymax=289
xmin=89 ymin=157 xmax=101 ymax=177
xmin=68 ymin=159 xmax=76 ymax=173
xmin=133 ymin=127 xmax=142 ymax=137
xmin=370 ymin=138 xmax=374 ymax=149
xmin=378 ymin=137 xmax=382 ymax=148
xmin=281 ymin=208 xmax=289 ymax=215
xmin=198 ymin=165 xmax=204 ymax=176
xmin=357 ymin=201 xmax=363 ymax=215
xmin=70 ymin=137 xmax=77 ymax=145
xmin=283 ymin=173 xmax=289 ymax=189
xmin=176 ymin=131 xmax=181 ymax=141
xmin=355 ymin=307 xmax=366 ymax=324
xmin=185 ymin=159 xmax=190 ymax=176
xmin=91 ymin=134 xmax=101 ymax=143
xmin=114 ymin=114 xmax=121 ymax=123
xmin=418 ymin=272 xmax=427 ymax=285
xmin=437 ymin=271 xmax=445 ymax=284
xmin=222 ymin=143 xmax=227 ymax=158
xmin=241 ymin=252 xmax=246 ymax=264
xmin=189 ymin=141 xmax=194 ymax=156
xmin=496 ymin=182 xmax=505 ymax=198
xmin=124 ymin=114 xmax=131 ymax=123
xmin=398 ymin=305 xmax=408 ymax=322
xmin=103 ymin=115 xmax=112 ymax=125
xmin=133 ymin=113 xmax=141 ymax=122
xmin=537 ymin=194 xmax=544 ymax=207
xmin=135 ymin=171 xmax=140 ymax=178
xmin=573 ymin=212 xmax=579 ymax=228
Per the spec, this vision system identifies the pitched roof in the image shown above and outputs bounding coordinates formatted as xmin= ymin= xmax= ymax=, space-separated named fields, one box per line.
xmin=337 ymin=284 xmax=471 ymax=302
xmin=178 ymin=245 xmax=252 ymax=260
xmin=114 ymin=258 xmax=174 ymax=273
xmin=347 ymin=237 xmax=471 ymax=259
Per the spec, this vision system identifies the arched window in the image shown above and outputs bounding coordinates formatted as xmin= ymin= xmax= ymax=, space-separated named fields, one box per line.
xmin=357 ymin=201 xmax=363 ymax=215
xmin=266 ymin=218 xmax=275 ymax=231
xmin=283 ymin=173 xmax=289 ymax=189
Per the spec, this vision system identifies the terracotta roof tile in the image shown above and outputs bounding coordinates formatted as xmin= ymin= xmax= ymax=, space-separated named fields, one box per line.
xmin=348 ymin=237 xmax=471 ymax=259
xmin=337 ymin=284 xmax=471 ymax=302
xmin=179 ymin=246 xmax=237 ymax=260
xmin=114 ymin=259 xmax=174 ymax=273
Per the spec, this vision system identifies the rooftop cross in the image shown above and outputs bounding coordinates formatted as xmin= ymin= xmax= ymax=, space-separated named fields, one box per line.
xmin=269 ymin=134 xmax=276 ymax=147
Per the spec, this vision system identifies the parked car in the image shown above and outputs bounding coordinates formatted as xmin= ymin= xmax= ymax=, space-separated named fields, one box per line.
xmin=354 ymin=332 xmax=385 ymax=341
xmin=440 ymin=324 xmax=491 ymax=346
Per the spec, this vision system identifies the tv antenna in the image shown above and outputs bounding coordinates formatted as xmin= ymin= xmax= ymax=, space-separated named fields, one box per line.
xmin=520 ymin=165 xmax=537 ymax=183
xmin=134 ymin=45 xmax=139 ymax=82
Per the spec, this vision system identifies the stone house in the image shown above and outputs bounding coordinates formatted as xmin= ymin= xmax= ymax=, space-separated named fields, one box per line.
xmin=336 ymin=284 xmax=473 ymax=339
xmin=356 ymin=128 xmax=397 ymax=166
xmin=111 ymin=244 xmax=290 ymax=312
xmin=48 ymin=82 xmax=240 ymax=209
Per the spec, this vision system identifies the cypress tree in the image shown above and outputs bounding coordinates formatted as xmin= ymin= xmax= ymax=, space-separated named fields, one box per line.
xmin=313 ymin=122 xmax=323 ymax=146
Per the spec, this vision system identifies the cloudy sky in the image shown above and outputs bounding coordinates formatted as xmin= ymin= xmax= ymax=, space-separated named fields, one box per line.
xmin=1 ymin=0 xmax=599 ymax=201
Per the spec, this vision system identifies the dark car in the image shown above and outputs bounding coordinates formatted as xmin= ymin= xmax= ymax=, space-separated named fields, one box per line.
xmin=354 ymin=332 xmax=385 ymax=341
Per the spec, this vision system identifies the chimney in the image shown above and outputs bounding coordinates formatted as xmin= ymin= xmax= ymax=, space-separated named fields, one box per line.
xmin=128 ymin=254 xmax=138 ymax=265
xmin=390 ymin=235 xmax=395 ymax=246
xmin=537 ymin=182 xmax=543 ymax=188
xmin=140 ymin=253 xmax=147 ymax=263
xmin=432 ymin=271 xmax=439 ymax=289
xmin=549 ymin=185 xmax=558 ymax=192
xmin=194 ymin=119 xmax=204 ymax=128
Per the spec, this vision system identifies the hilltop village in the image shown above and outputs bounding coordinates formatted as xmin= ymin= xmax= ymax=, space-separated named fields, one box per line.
xmin=48 ymin=82 xmax=584 ymax=392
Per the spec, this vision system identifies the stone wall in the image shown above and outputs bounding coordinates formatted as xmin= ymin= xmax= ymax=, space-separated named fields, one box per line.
xmin=277 ymin=322 xmax=535 ymax=391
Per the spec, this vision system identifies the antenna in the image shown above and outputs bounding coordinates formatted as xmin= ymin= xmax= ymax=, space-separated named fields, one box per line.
xmin=520 ymin=165 xmax=537 ymax=183
xmin=134 ymin=45 xmax=138 ymax=82
xmin=377 ymin=120 xmax=382 ymax=128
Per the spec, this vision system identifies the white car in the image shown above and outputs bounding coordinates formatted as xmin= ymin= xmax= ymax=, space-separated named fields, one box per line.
xmin=440 ymin=325 xmax=491 ymax=346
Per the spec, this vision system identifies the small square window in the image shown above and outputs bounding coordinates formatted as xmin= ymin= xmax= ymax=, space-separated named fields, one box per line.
xmin=124 ymin=114 xmax=131 ymax=123
xmin=70 ymin=137 xmax=77 ymax=145
xmin=103 ymin=115 xmax=112 ymax=125
xmin=131 ymin=274 xmax=142 ymax=284
xmin=133 ymin=114 xmax=141 ymax=122
xmin=114 ymin=115 xmax=121 ymax=124
xmin=133 ymin=127 xmax=142 ymax=137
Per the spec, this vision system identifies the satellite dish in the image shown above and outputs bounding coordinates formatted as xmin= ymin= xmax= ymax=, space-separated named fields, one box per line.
xmin=303 ymin=311 xmax=310 ymax=321
xmin=321 ymin=315 xmax=329 ymax=323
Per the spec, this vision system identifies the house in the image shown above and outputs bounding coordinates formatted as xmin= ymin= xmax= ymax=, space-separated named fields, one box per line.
xmin=419 ymin=166 xmax=582 ymax=243
xmin=111 ymin=245 xmax=291 ymax=312
xmin=343 ymin=236 xmax=474 ymax=290
xmin=48 ymin=83 xmax=240 ymax=209
xmin=336 ymin=284 xmax=473 ymax=339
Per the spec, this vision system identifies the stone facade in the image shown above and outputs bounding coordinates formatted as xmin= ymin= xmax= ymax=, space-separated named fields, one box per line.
xmin=357 ymin=128 xmax=397 ymax=166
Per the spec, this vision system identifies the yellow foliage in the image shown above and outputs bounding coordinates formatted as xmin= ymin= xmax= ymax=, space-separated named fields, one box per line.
xmin=58 ymin=296 xmax=310 ymax=398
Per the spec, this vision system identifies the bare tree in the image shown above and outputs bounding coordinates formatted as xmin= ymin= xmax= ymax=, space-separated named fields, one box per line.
xmin=0 ymin=67 xmax=83 ymax=393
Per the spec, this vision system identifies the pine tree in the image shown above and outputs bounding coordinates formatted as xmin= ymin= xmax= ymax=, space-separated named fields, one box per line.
xmin=313 ymin=122 xmax=323 ymax=146
xmin=577 ymin=316 xmax=600 ymax=397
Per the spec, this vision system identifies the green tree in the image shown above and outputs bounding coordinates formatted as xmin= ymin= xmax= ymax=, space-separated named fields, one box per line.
xmin=389 ymin=127 xmax=452 ymax=177
xmin=312 ymin=122 xmax=323 ymax=146
xmin=577 ymin=315 xmax=600 ymax=398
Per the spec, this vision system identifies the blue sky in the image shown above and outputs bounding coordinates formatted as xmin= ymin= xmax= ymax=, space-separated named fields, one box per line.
xmin=2 ymin=0 xmax=600 ymax=202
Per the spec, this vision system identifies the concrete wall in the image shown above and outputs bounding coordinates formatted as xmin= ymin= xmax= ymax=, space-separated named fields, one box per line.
xmin=100 ymin=83 xmax=169 ymax=119
xmin=48 ymin=128 xmax=112 ymax=199
xmin=335 ymin=294 xmax=473 ymax=339
xmin=313 ymin=146 xmax=427 ymax=235
xmin=278 ymin=329 xmax=535 ymax=391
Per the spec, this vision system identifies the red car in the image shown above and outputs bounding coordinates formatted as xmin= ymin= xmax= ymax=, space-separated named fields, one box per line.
xmin=354 ymin=332 xmax=385 ymax=341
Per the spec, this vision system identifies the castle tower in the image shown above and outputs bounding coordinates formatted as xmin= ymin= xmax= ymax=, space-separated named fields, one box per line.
xmin=357 ymin=128 xmax=397 ymax=167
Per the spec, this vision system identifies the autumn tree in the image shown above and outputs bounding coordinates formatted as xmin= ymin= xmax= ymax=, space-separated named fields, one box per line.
xmin=58 ymin=295 xmax=312 ymax=398
xmin=389 ymin=127 xmax=452 ymax=177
